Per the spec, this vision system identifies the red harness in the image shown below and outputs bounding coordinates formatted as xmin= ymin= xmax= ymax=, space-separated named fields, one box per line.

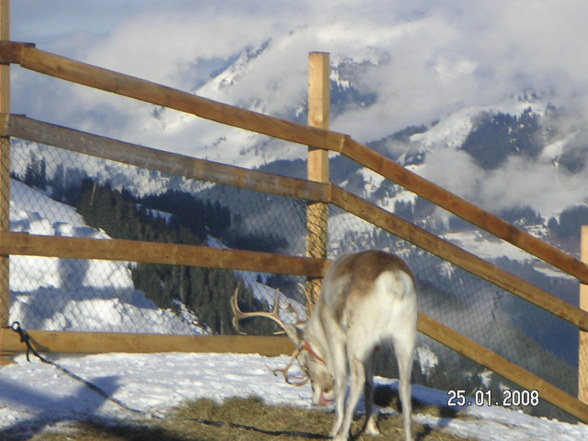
xmin=302 ymin=340 xmax=327 ymax=366
xmin=301 ymin=341 xmax=382 ymax=367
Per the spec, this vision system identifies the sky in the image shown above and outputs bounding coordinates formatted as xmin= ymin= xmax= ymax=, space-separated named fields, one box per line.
xmin=9 ymin=0 xmax=588 ymax=217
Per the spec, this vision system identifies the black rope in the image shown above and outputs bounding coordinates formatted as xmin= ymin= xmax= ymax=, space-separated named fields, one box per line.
xmin=6 ymin=322 xmax=333 ymax=436
xmin=8 ymin=321 xmax=152 ymax=418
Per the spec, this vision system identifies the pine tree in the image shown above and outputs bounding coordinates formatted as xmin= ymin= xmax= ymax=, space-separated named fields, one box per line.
xmin=74 ymin=177 xmax=283 ymax=335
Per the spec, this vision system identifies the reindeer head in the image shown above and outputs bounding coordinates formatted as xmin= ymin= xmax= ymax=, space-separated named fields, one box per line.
xmin=295 ymin=342 xmax=335 ymax=406
xmin=231 ymin=281 xmax=335 ymax=406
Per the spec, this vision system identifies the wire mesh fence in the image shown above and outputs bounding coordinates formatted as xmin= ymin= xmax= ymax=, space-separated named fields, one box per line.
xmin=7 ymin=138 xmax=309 ymax=336
xmin=3 ymin=137 xmax=584 ymax=420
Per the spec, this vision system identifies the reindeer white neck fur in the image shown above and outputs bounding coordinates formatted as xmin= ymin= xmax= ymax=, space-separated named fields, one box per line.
xmin=232 ymin=250 xmax=417 ymax=441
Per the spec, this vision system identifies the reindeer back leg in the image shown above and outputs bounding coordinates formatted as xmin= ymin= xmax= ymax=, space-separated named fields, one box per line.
xmin=393 ymin=328 xmax=416 ymax=441
xmin=362 ymin=351 xmax=380 ymax=435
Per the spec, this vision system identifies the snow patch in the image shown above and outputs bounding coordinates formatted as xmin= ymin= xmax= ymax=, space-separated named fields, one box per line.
xmin=8 ymin=179 xmax=206 ymax=335
xmin=416 ymin=345 xmax=439 ymax=378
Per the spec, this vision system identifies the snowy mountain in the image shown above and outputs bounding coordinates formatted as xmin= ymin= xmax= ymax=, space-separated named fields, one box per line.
xmin=9 ymin=179 xmax=207 ymax=335
xmin=103 ymin=28 xmax=588 ymax=241
xmin=8 ymin=29 xmax=588 ymax=423
xmin=8 ymin=174 xmax=305 ymax=337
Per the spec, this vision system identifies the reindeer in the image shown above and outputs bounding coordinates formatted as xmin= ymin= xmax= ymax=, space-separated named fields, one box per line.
xmin=231 ymin=250 xmax=417 ymax=441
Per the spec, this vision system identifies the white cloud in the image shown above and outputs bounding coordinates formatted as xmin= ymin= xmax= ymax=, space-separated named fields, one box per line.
xmin=479 ymin=157 xmax=588 ymax=219
xmin=10 ymin=0 xmax=588 ymax=166
xmin=418 ymin=148 xmax=482 ymax=203
xmin=417 ymin=147 xmax=588 ymax=220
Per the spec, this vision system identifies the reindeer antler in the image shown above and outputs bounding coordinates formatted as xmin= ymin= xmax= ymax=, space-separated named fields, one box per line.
xmin=231 ymin=280 xmax=310 ymax=387
xmin=271 ymin=346 xmax=309 ymax=387
xmin=297 ymin=281 xmax=314 ymax=308
xmin=231 ymin=280 xmax=288 ymax=335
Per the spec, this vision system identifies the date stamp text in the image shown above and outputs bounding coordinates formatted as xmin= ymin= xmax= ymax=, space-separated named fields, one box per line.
xmin=447 ymin=389 xmax=540 ymax=407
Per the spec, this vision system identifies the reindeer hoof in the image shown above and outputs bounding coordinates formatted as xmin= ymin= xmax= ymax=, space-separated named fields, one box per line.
xmin=366 ymin=417 xmax=380 ymax=435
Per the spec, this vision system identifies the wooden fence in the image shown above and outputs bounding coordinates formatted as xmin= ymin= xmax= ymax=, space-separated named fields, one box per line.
xmin=0 ymin=40 xmax=587 ymax=422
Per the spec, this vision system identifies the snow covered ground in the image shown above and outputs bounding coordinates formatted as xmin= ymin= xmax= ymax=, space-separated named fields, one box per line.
xmin=0 ymin=351 xmax=586 ymax=441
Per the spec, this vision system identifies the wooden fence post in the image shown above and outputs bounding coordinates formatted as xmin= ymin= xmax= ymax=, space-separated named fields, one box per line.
xmin=0 ymin=0 xmax=10 ymax=365
xmin=306 ymin=52 xmax=330 ymax=310
xmin=580 ymin=226 xmax=588 ymax=403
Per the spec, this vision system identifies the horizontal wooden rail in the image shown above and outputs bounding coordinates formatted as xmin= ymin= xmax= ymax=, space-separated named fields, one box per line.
xmin=337 ymin=137 xmax=588 ymax=285
xmin=1 ymin=41 xmax=586 ymax=285
xmin=4 ymin=196 xmax=585 ymax=331
xmin=0 ymin=327 xmax=294 ymax=356
xmin=3 ymin=114 xmax=329 ymax=203
xmin=330 ymin=185 xmax=588 ymax=332
xmin=0 ymin=42 xmax=344 ymax=151
xmin=0 ymin=232 xmax=328 ymax=278
xmin=418 ymin=313 xmax=588 ymax=423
